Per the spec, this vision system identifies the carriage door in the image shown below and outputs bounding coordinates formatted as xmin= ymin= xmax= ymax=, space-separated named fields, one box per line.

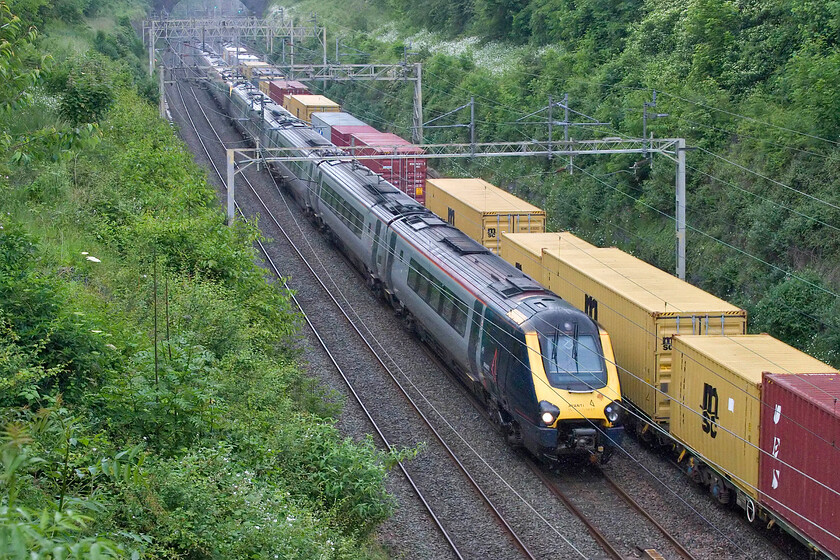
xmin=385 ymin=232 xmax=398 ymax=285
xmin=371 ymin=221 xmax=382 ymax=273
xmin=468 ymin=301 xmax=485 ymax=375
xmin=479 ymin=308 xmax=508 ymax=395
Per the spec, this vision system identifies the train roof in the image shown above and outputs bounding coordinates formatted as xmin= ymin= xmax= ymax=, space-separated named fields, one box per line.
xmin=389 ymin=214 xmax=576 ymax=315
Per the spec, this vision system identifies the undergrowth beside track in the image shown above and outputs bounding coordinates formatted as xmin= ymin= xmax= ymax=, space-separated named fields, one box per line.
xmin=0 ymin=1 xmax=405 ymax=557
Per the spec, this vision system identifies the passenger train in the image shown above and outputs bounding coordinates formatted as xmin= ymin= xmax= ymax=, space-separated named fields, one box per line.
xmin=188 ymin=44 xmax=624 ymax=463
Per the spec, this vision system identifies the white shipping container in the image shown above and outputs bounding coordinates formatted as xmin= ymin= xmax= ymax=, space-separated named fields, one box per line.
xmin=311 ymin=112 xmax=368 ymax=138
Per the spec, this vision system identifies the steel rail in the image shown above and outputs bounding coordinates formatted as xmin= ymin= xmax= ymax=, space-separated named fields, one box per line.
xmin=524 ymin=461 xmax=625 ymax=560
xmin=601 ymin=472 xmax=699 ymax=560
xmin=167 ymin=59 xmax=537 ymax=560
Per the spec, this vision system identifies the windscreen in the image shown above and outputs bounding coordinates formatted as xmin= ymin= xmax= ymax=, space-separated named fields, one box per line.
xmin=534 ymin=314 xmax=607 ymax=391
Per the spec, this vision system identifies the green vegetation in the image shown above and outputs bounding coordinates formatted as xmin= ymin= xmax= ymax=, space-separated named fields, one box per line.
xmin=1 ymin=1 xmax=405 ymax=557
xmin=280 ymin=0 xmax=840 ymax=366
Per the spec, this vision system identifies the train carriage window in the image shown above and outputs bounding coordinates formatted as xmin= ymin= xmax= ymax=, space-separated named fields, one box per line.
xmin=428 ymin=283 xmax=441 ymax=311
xmin=407 ymin=259 xmax=468 ymax=336
xmin=439 ymin=287 xmax=454 ymax=319
xmin=450 ymin=295 xmax=468 ymax=336
xmin=420 ymin=274 xmax=432 ymax=300
xmin=413 ymin=264 xmax=429 ymax=299
xmin=321 ymin=182 xmax=363 ymax=238
xmin=453 ymin=299 xmax=469 ymax=333
xmin=407 ymin=263 xmax=419 ymax=290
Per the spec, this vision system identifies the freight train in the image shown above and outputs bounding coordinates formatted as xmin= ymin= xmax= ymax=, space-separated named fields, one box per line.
xmin=178 ymin=42 xmax=839 ymax=558
xmin=186 ymin=43 xmax=625 ymax=463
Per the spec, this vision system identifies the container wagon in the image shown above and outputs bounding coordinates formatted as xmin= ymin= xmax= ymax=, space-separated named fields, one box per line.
xmin=266 ymin=80 xmax=309 ymax=105
xmin=347 ymin=131 xmax=427 ymax=203
xmin=331 ymin=124 xmax=380 ymax=147
xmin=222 ymin=46 xmax=248 ymax=65
xmin=240 ymin=60 xmax=269 ymax=80
xmin=671 ymin=334 xmax=839 ymax=558
xmin=283 ymin=94 xmax=339 ymax=123
xmin=424 ymin=178 xmax=546 ymax=254
xmin=251 ymin=67 xmax=284 ymax=89
xmin=311 ymin=112 xmax=369 ymax=139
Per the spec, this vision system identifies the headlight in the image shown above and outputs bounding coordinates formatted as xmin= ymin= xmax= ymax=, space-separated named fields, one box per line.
xmin=539 ymin=401 xmax=561 ymax=426
xmin=604 ymin=401 xmax=622 ymax=424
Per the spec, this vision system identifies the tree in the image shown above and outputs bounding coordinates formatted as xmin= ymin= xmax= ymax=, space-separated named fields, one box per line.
xmin=0 ymin=2 xmax=43 ymax=128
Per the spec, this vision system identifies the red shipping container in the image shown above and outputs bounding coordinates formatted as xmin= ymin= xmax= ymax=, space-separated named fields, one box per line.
xmin=267 ymin=80 xmax=309 ymax=105
xmin=331 ymin=125 xmax=378 ymax=147
xmin=345 ymin=131 xmax=427 ymax=203
xmin=349 ymin=132 xmax=426 ymax=167
xmin=759 ymin=373 xmax=840 ymax=559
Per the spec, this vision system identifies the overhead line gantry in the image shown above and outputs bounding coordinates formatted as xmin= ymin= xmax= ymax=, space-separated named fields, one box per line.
xmin=222 ymin=138 xmax=689 ymax=279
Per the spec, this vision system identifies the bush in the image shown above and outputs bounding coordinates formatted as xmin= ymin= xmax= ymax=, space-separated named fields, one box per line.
xmin=0 ymin=225 xmax=115 ymax=405
xmin=59 ymin=54 xmax=115 ymax=125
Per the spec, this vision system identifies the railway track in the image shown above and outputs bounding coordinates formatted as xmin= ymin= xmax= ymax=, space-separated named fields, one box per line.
xmin=528 ymin=463 xmax=701 ymax=560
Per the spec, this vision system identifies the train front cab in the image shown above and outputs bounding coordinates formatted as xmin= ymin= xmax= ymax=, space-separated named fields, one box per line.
xmin=481 ymin=304 xmax=623 ymax=463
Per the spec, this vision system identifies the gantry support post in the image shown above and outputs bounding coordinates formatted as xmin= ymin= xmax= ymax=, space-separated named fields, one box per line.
xmin=413 ymin=62 xmax=423 ymax=144
xmin=149 ymin=19 xmax=155 ymax=75
xmin=158 ymin=62 xmax=165 ymax=118
xmin=547 ymin=95 xmax=553 ymax=160
xmin=675 ymin=138 xmax=686 ymax=280
xmin=469 ymin=96 xmax=475 ymax=157
xmin=227 ymin=149 xmax=235 ymax=225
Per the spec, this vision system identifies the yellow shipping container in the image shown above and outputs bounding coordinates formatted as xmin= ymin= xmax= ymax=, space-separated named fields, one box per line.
xmin=671 ymin=334 xmax=839 ymax=500
xmin=282 ymin=94 xmax=339 ymax=122
xmin=500 ymin=232 xmax=596 ymax=285
xmin=543 ymin=247 xmax=746 ymax=424
xmin=424 ymin=178 xmax=545 ymax=254
xmin=258 ymin=80 xmax=272 ymax=95
xmin=240 ymin=60 xmax=269 ymax=80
